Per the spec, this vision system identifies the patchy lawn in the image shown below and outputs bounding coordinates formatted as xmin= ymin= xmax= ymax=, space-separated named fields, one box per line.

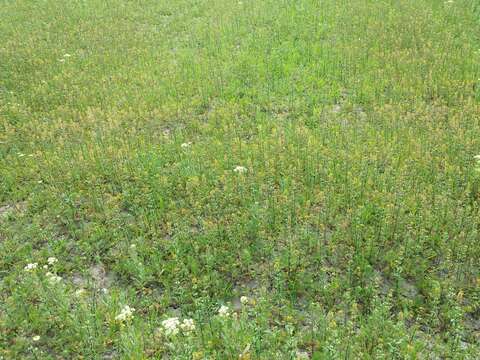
xmin=1 ymin=0 xmax=479 ymax=358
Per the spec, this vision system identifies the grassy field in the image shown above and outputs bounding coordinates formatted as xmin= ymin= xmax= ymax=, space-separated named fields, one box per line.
xmin=1 ymin=0 xmax=480 ymax=358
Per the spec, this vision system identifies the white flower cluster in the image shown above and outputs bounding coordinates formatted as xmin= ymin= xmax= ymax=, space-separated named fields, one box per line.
xmin=180 ymin=318 xmax=195 ymax=332
xmin=46 ymin=272 xmax=62 ymax=284
xmin=296 ymin=351 xmax=310 ymax=359
xmin=181 ymin=142 xmax=192 ymax=148
xmin=160 ymin=317 xmax=196 ymax=336
xmin=24 ymin=257 xmax=62 ymax=285
xmin=161 ymin=317 xmax=180 ymax=335
xmin=24 ymin=257 xmax=58 ymax=272
xmin=240 ymin=296 xmax=249 ymax=305
xmin=115 ymin=305 xmax=135 ymax=322
xmin=24 ymin=263 xmax=38 ymax=271
xmin=218 ymin=305 xmax=230 ymax=317
xmin=233 ymin=166 xmax=248 ymax=174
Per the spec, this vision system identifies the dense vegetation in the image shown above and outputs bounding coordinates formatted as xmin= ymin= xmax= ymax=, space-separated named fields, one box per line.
xmin=1 ymin=0 xmax=479 ymax=358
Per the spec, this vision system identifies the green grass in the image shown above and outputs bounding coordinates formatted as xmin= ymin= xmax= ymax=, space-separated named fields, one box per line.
xmin=1 ymin=0 xmax=480 ymax=358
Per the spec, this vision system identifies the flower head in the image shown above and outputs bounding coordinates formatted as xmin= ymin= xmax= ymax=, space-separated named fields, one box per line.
xmin=47 ymin=257 xmax=58 ymax=265
xmin=296 ymin=351 xmax=309 ymax=359
xmin=24 ymin=263 xmax=38 ymax=272
xmin=233 ymin=166 xmax=247 ymax=174
xmin=45 ymin=272 xmax=62 ymax=284
xmin=240 ymin=296 xmax=249 ymax=306
xmin=218 ymin=305 xmax=230 ymax=317
xmin=161 ymin=317 xmax=180 ymax=335
xmin=180 ymin=318 xmax=196 ymax=333
xmin=115 ymin=305 xmax=135 ymax=322
xmin=181 ymin=142 xmax=192 ymax=148
xmin=32 ymin=335 xmax=41 ymax=342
